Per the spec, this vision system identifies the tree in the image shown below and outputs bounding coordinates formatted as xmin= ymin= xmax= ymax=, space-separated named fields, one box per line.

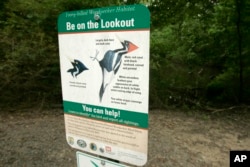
xmin=207 ymin=0 xmax=250 ymax=103
xmin=0 ymin=0 xmax=127 ymax=107
xmin=148 ymin=0 xmax=250 ymax=106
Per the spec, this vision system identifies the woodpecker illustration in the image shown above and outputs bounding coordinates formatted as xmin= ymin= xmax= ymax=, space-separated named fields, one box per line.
xmin=67 ymin=59 xmax=88 ymax=78
xmin=91 ymin=38 xmax=138 ymax=102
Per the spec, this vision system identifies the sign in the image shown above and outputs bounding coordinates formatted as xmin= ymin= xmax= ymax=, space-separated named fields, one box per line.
xmin=77 ymin=152 xmax=130 ymax=167
xmin=58 ymin=5 xmax=150 ymax=166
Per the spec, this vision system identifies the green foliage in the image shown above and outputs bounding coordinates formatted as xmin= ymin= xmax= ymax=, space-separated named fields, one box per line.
xmin=0 ymin=0 xmax=59 ymax=105
xmin=205 ymin=0 xmax=250 ymax=103
xmin=149 ymin=0 xmax=250 ymax=107
xmin=206 ymin=68 xmax=239 ymax=102
xmin=0 ymin=0 xmax=132 ymax=107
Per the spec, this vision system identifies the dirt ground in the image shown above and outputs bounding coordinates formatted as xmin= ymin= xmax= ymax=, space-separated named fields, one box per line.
xmin=0 ymin=107 xmax=249 ymax=167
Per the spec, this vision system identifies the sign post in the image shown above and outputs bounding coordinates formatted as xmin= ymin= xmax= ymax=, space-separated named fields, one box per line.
xmin=58 ymin=4 xmax=150 ymax=166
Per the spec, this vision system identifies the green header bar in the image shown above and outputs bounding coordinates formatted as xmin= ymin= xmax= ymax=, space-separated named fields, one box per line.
xmin=58 ymin=4 xmax=150 ymax=33
xmin=63 ymin=101 xmax=148 ymax=129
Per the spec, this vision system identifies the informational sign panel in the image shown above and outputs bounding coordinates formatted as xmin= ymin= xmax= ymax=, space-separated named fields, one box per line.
xmin=77 ymin=152 xmax=130 ymax=167
xmin=58 ymin=5 xmax=150 ymax=166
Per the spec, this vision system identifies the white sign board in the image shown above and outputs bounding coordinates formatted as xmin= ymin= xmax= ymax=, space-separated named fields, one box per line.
xmin=58 ymin=5 xmax=150 ymax=166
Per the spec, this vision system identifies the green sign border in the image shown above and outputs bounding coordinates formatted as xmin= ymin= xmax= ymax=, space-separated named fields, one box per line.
xmin=64 ymin=100 xmax=148 ymax=129
xmin=58 ymin=4 xmax=150 ymax=33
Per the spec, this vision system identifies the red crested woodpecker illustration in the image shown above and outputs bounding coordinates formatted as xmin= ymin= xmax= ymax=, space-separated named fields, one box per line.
xmin=91 ymin=36 xmax=138 ymax=102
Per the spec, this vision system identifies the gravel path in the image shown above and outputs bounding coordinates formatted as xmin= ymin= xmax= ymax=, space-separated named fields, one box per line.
xmin=0 ymin=108 xmax=249 ymax=167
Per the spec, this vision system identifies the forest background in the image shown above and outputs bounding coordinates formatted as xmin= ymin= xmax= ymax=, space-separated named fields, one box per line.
xmin=0 ymin=0 xmax=249 ymax=110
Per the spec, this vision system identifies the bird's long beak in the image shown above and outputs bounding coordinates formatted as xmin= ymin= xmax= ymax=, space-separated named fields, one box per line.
xmin=66 ymin=55 xmax=74 ymax=63
xmin=128 ymin=42 xmax=138 ymax=53
xmin=116 ymin=34 xmax=123 ymax=43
